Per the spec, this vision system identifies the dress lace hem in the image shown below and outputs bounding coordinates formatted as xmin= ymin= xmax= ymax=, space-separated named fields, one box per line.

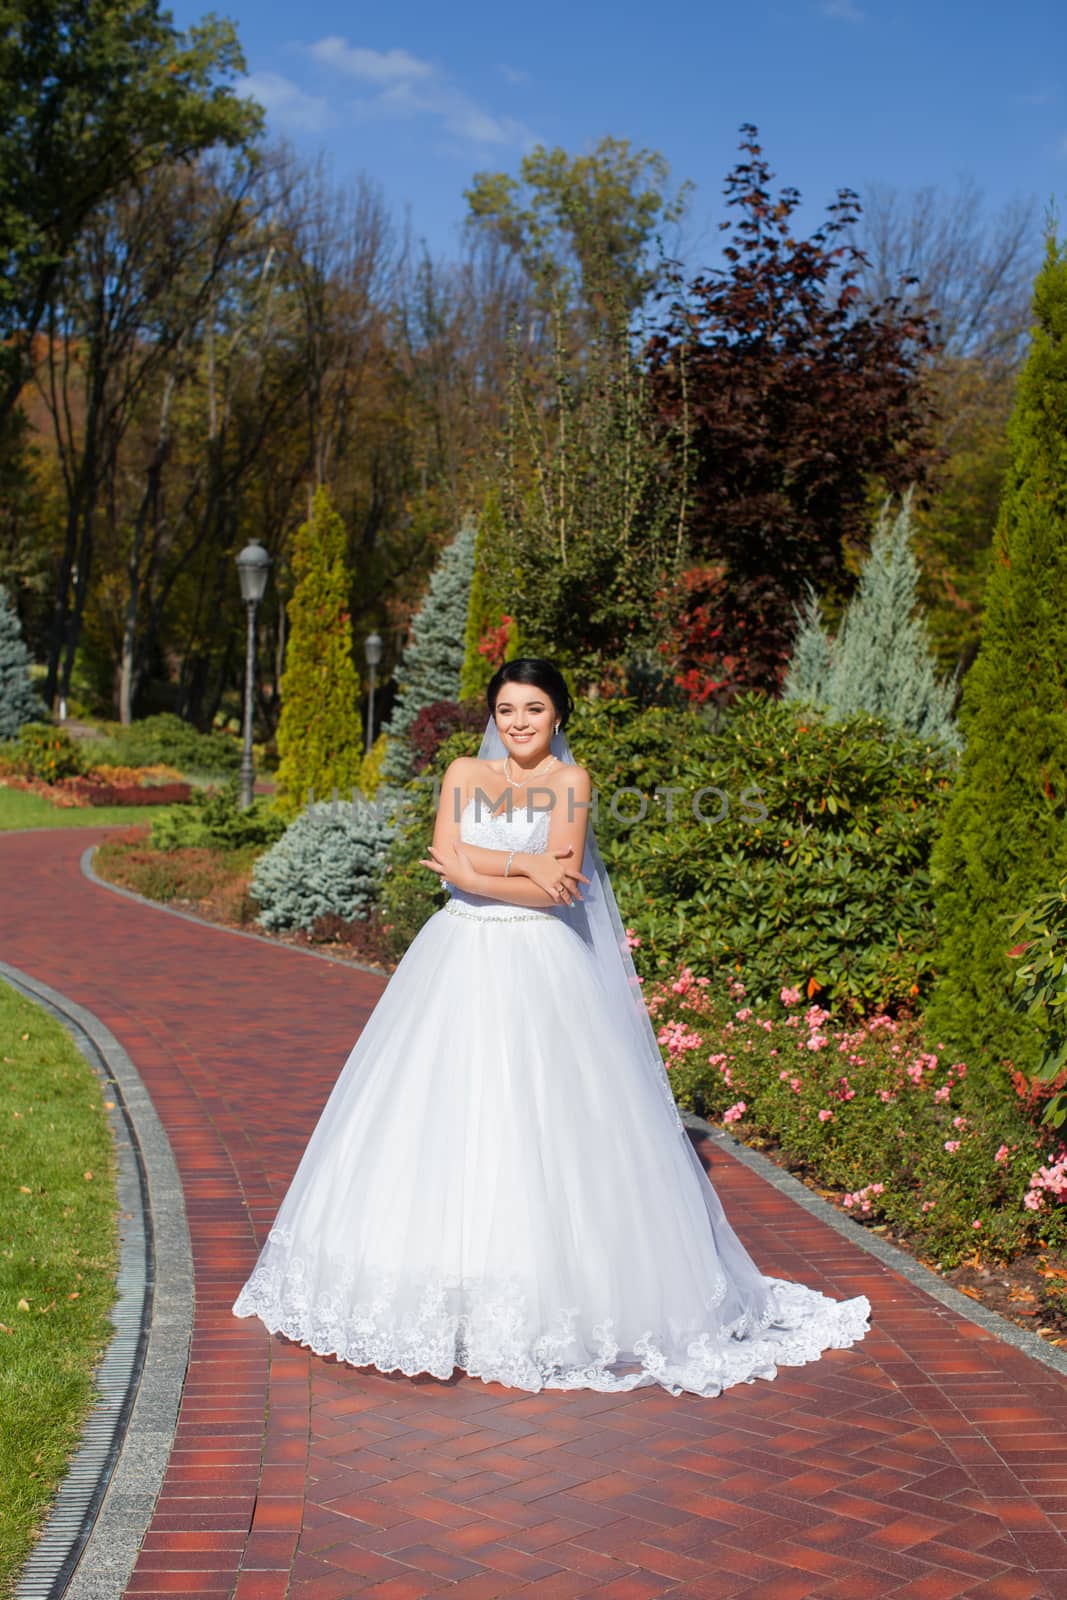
xmin=232 ymin=1239 xmax=871 ymax=1398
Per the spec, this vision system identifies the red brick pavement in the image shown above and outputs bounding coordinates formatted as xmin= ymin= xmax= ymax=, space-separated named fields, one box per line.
xmin=3 ymin=827 xmax=1067 ymax=1600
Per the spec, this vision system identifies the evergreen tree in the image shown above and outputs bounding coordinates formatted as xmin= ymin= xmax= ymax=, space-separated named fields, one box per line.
xmin=275 ymin=487 xmax=364 ymax=818
xmin=459 ymin=497 xmax=518 ymax=704
xmin=0 ymin=582 xmax=43 ymax=739
xmin=783 ymin=494 xmax=961 ymax=752
xmin=383 ymin=518 xmax=477 ymax=783
xmin=782 ymin=586 xmax=833 ymax=707
xmin=926 ymin=235 xmax=1067 ymax=1081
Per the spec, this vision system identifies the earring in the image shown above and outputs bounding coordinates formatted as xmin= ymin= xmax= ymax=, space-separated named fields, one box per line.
xmin=554 ymin=722 xmax=560 ymax=734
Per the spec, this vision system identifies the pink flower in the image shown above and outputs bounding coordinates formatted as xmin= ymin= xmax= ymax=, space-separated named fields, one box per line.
xmin=934 ymin=1086 xmax=950 ymax=1103
xmin=624 ymin=927 xmax=642 ymax=950
xmin=790 ymin=1078 xmax=802 ymax=1093
xmin=994 ymin=1144 xmax=1010 ymax=1165
xmin=952 ymin=1115 xmax=967 ymax=1131
xmin=921 ymin=1200 xmax=936 ymax=1213
xmin=806 ymin=1034 xmax=828 ymax=1052
xmin=780 ymin=985 xmax=802 ymax=1006
xmin=735 ymin=1007 xmax=753 ymax=1022
xmin=972 ymin=1220 xmax=982 ymax=1230
xmin=722 ymin=1101 xmax=746 ymax=1125
xmin=1024 ymin=1191 xmax=1045 ymax=1211
xmin=878 ymin=1089 xmax=897 ymax=1104
xmin=943 ymin=1140 xmax=961 ymax=1154
xmin=817 ymin=1109 xmax=834 ymax=1123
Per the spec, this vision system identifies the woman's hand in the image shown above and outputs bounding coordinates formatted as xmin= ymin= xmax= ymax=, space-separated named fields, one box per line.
xmin=419 ymin=841 xmax=474 ymax=892
xmin=523 ymin=846 xmax=591 ymax=906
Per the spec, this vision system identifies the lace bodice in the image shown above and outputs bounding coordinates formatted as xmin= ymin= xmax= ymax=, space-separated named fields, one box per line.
xmin=446 ymin=795 xmax=555 ymax=922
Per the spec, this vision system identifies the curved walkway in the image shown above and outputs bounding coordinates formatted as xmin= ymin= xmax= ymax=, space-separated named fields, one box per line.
xmin=3 ymin=828 xmax=1067 ymax=1600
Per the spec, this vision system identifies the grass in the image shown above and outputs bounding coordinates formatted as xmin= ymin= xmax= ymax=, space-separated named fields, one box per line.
xmin=0 ymin=981 xmax=119 ymax=1598
xmin=0 ymin=784 xmax=181 ymax=831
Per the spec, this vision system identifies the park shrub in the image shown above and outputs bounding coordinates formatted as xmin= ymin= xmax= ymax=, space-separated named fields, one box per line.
xmin=1 ymin=722 xmax=83 ymax=782
xmin=409 ymin=699 xmax=486 ymax=774
xmin=93 ymin=713 xmax=241 ymax=774
xmin=565 ymin=693 xmax=956 ymax=1016
xmin=149 ymin=780 xmax=285 ymax=852
xmin=251 ymin=798 xmax=398 ymax=933
xmin=356 ymin=731 xmax=389 ymax=799
xmin=646 ymin=962 xmax=1067 ymax=1268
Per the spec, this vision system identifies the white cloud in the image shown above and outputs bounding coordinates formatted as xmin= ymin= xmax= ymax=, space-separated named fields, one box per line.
xmin=308 ymin=38 xmax=434 ymax=85
xmin=238 ymin=70 xmax=331 ymax=133
xmin=821 ymin=0 xmax=865 ymax=20
xmin=307 ymin=35 xmax=533 ymax=150
xmin=497 ymin=63 xmax=530 ymax=86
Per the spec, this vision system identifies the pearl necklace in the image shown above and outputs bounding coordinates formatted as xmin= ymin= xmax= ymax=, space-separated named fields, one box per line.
xmin=503 ymin=750 xmax=557 ymax=786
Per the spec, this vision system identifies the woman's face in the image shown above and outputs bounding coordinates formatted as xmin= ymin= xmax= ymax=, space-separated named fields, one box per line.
xmin=493 ymin=682 xmax=556 ymax=763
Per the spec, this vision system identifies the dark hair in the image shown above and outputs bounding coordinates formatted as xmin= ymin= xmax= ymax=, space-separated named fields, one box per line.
xmin=486 ymin=658 xmax=573 ymax=730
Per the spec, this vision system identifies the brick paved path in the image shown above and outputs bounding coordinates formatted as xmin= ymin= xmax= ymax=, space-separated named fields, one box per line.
xmin=4 ymin=829 xmax=1067 ymax=1600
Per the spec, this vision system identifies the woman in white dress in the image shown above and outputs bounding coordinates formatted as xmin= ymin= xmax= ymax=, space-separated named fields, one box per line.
xmin=232 ymin=658 xmax=869 ymax=1395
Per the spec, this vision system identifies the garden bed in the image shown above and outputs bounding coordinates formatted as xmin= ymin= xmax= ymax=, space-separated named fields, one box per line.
xmin=93 ymin=830 xmax=395 ymax=971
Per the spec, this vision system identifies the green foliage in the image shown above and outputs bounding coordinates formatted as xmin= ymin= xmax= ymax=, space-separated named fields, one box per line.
xmin=275 ymin=487 xmax=364 ymax=818
xmin=149 ymin=781 xmax=285 ymax=852
xmin=928 ymin=235 xmax=1067 ymax=1085
xmin=2 ymin=721 xmax=82 ymax=782
xmin=382 ymin=519 xmax=476 ymax=784
xmin=459 ymin=496 xmax=518 ymax=704
xmin=498 ymin=296 xmax=688 ymax=689
xmin=251 ymin=798 xmax=398 ymax=933
xmin=0 ymin=981 xmax=118 ymax=1595
xmin=1008 ymin=873 xmax=1067 ymax=1128
xmin=464 ymin=135 xmax=690 ymax=322
xmin=784 ymin=494 xmax=961 ymax=751
xmin=0 ymin=0 xmax=261 ymax=421
xmin=647 ymin=969 xmax=1062 ymax=1268
xmin=93 ymin=713 xmax=241 ymax=774
xmin=357 ymin=731 xmax=389 ymax=799
xmin=0 ymin=582 xmax=42 ymax=738
xmin=565 ymin=694 xmax=955 ymax=1016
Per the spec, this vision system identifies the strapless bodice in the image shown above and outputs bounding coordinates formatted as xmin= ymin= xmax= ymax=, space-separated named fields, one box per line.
xmin=445 ymin=795 xmax=556 ymax=923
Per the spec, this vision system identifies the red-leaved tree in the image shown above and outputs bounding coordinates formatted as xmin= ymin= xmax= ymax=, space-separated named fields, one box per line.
xmin=648 ymin=125 xmax=939 ymax=701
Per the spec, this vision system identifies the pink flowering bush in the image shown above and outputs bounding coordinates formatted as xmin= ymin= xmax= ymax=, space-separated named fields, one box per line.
xmin=646 ymin=965 xmax=1067 ymax=1266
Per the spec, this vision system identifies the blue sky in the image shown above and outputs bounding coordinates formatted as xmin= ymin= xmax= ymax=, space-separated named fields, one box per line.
xmin=173 ymin=0 xmax=1065 ymax=267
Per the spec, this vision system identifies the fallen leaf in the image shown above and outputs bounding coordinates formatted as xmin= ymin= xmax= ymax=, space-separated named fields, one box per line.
xmin=104 ymin=1100 xmax=116 ymax=1110
xmin=83 ymin=1171 xmax=93 ymax=1181
xmin=19 ymin=1186 xmax=30 ymax=1194
xmin=16 ymin=1299 xmax=29 ymax=1312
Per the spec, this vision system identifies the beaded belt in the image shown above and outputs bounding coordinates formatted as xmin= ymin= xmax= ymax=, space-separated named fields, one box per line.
xmin=445 ymin=899 xmax=554 ymax=924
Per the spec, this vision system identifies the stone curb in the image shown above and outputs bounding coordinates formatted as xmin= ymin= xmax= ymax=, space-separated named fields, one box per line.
xmin=81 ymin=843 xmax=389 ymax=978
xmin=684 ymin=1113 xmax=1067 ymax=1380
xmin=1 ymin=963 xmax=193 ymax=1600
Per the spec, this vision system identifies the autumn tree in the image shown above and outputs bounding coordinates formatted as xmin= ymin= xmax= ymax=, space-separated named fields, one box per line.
xmin=0 ymin=0 xmax=260 ymax=439
xmin=648 ymin=125 xmax=937 ymax=699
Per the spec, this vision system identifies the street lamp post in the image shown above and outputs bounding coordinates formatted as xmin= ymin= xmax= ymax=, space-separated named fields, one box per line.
xmin=364 ymin=632 xmax=382 ymax=757
xmin=235 ymin=540 xmax=272 ymax=810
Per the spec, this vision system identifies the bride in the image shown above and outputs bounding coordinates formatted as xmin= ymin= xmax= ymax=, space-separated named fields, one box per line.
xmin=232 ymin=657 xmax=870 ymax=1395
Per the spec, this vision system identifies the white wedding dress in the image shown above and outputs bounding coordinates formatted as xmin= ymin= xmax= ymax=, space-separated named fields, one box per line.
xmin=232 ymin=795 xmax=870 ymax=1395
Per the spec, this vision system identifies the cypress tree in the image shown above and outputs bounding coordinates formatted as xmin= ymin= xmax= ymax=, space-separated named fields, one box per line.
xmin=383 ymin=518 xmax=477 ymax=783
xmin=275 ymin=487 xmax=364 ymax=818
xmin=0 ymin=583 xmax=43 ymax=740
xmin=459 ymin=497 xmax=518 ymax=704
xmin=783 ymin=493 xmax=961 ymax=752
xmin=926 ymin=234 xmax=1067 ymax=1080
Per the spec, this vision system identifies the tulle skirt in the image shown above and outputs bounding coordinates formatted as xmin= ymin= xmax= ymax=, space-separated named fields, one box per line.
xmin=232 ymin=897 xmax=870 ymax=1395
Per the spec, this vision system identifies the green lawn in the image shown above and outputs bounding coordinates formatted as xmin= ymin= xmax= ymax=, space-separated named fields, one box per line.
xmin=0 ymin=784 xmax=177 ymax=831
xmin=0 ymin=980 xmax=119 ymax=1598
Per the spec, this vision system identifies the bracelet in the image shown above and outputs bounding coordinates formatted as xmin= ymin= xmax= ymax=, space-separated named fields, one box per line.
xmin=504 ymin=850 xmax=516 ymax=878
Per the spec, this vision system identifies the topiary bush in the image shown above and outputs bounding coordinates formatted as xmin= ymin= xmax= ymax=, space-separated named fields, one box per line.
xmin=251 ymin=798 xmax=399 ymax=933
